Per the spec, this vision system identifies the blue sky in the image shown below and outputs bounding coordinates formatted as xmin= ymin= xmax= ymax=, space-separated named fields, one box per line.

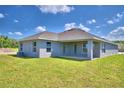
xmin=0 ymin=5 xmax=124 ymax=40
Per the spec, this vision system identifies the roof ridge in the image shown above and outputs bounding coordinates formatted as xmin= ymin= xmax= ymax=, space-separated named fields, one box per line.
xmin=64 ymin=28 xmax=86 ymax=32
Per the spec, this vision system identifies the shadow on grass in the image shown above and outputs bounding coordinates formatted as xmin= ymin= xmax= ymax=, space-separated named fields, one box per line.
xmin=8 ymin=54 xmax=89 ymax=62
xmin=51 ymin=57 xmax=88 ymax=62
xmin=9 ymin=54 xmax=36 ymax=59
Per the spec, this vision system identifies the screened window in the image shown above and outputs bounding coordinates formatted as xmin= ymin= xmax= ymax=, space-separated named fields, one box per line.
xmin=102 ymin=43 xmax=106 ymax=53
xmin=74 ymin=44 xmax=77 ymax=54
xmin=46 ymin=42 xmax=51 ymax=52
xmin=63 ymin=45 xmax=65 ymax=54
xmin=82 ymin=42 xmax=88 ymax=53
xmin=32 ymin=42 xmax=37 ymax=52
xmin=20 ymin=43 xmax=23 ymax=51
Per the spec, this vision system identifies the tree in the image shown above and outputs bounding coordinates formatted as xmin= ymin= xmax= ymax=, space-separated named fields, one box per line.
xmin=0 ymin=35 xmax=19 ymax=48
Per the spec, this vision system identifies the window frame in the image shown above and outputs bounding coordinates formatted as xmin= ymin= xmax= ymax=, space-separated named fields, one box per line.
xmin=46 ymin=42 xmax=51 ymax=52
xmin=32 ymin=41 xmax=37 ymax=52
xmin=46 ymin=48 xmax=51 ymax=52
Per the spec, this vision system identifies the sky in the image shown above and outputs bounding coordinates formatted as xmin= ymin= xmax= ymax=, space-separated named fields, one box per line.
xmin=0 ymin=5 xmax=124 ymax=40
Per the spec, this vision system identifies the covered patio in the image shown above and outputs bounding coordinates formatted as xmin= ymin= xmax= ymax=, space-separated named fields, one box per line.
xmin=61 ymin=40 xmax=101 ymax=60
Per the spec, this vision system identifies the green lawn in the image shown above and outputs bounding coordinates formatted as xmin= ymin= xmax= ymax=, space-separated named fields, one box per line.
xmin=10 ymin=48 xmax=18 ymax=52
xmin=0 ymin=54 xmax=124 ymax=88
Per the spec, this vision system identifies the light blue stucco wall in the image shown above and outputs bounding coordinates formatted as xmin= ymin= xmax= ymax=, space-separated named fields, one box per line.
xmin=38 ymin=40 xmax=51 ymax=58
xmin=38 ymin=40 xmax=64 ymax=57
xmin=51 ymin=42 xmax=63 ymax=57
xmin=100 ymin=42 xmax=118 ymax=57
xmin=18 ymin=40 xmax=118 ymax=59
xmin=19 ymin=40 xmax=39 ymax=57
xmin=19 ymin=40 xmax=64 ymax=58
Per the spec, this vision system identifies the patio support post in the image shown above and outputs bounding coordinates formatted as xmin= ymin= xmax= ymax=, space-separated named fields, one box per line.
xmin=99 ymin=42 xmax=103 ymax=58
xmin=88 ymin=40 xmax=93 ymax=60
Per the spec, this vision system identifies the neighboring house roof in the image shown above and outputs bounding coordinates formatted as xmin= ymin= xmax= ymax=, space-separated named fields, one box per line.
xmin=19 ymin=28 xmax=116 ymax=45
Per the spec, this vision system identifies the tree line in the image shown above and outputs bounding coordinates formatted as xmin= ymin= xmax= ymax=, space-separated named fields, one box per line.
xmin=114 ymin=41 xmax=124 ymax=52
xmin=0 ymin=35 xmax=19 ymax=48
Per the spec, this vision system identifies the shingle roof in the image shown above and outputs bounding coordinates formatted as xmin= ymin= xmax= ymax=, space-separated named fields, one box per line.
xmin=58 ymin=28 xmax=99 ymax=41
xmin=20 ymin=31 xmax=58 ymax=41
xmin=19 ymin=28 xmax=116 ymax=45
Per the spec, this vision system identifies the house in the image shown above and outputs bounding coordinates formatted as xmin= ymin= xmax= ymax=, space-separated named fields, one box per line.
xmin=17 ymin=28 xmax=118 ymax=60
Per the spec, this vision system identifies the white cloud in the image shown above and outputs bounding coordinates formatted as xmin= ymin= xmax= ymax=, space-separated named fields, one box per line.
xmin=8 ymin=32 xmax=13 ymax=35
xmin=113 ymin=18 xmax=119 ymax=23
xmin=107 ymin=12 xmax=124 ymax=25
xmin=96 ymin=26 xmax=100 ymax=28
xmin=64 ymin=22 xmax=90 ymax=32
xmin=14 ymin=32 xmax=23 ymax=35
xmin=101 ymin=36 xmax=106 ymax=39
xmin=0 ymin=13 xmax=4 ymax=18
xmin=97 ymin=31 xmax=101 ymax=34
xmin=64 ymin=22 xmax=76 ymax=30
xmin=14 ymin=19 xmax=19 ymax=23
xmin=107 ymin=26 xmax=124 ymax=40
xmin=92 ymin=19 xmax=96 ymax=23
xmin=8 ymin=32 xmax=23 ymax=36
xmin=117 ymin=13 xmax=123 ymax=18
xmin=79 ymin=24 xmax=90 ymax=31
xmin=37 ymin=5 xmax=74 ymax=14
xmin=87 ymin=19 xmax=96 ymax=24
xmin=35 ymin=26 xmax=46 ymax=32
xmin=107 ymin=20 xmax=114 ymax=24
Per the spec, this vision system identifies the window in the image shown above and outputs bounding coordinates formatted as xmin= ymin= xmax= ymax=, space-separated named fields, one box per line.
xmin=47 ymin=42 xmax=51 ymax=47
xmin=33 ymin=42 xmax=36 ymax=46
xmin=46 ymin=42 xmax=51 ymax=52
xmin=47 ymin=48 xmax=51 ymax=52
xmin=102 ymin=43 xmax=106 ymax=53
xmin=33 ymin=47 xmax=36 ymax=52
xmin=32 ymin=42 xmax=37 ymax=52
xmin=82 ymin=42 xmax=88 ymax=53
xmin=63 ymin=45 xmax=65 ymax=54
xmin=20 ymin=43 xmax=23 ymax=51
xmin=74 ymin=44 xmax=77 ymax=54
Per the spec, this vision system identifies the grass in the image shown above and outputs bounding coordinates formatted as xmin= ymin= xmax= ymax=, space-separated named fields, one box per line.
xmin=0 ymin=54 xmax=124 ymax=88
xmin=10 ymin=48 xmax=18 ymax=52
